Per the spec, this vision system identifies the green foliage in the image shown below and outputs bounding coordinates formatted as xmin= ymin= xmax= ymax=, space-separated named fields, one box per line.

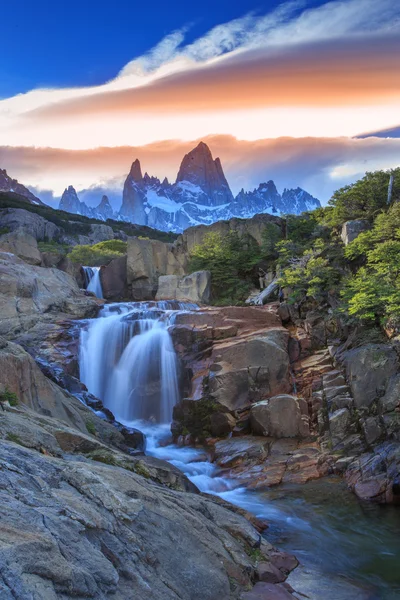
xmin=280 ymin=252 xmax=340 ymax=302
xmin=85 ymin=420 xmax=96 ymax=435
xmin=0 ymin=388 xmax=18 ymax=406
xmin=260 ymin=223 xmax=282 ymax=261
xmin=327 ymin=169 xmax=400 ymax=226
xmin=189 ymin=231 xmax=260 ymax=304
xmin=68 ymin=239 xmax=127 ymax=266
xmin=0 ymin=226 xmax=10 ymax=236
xmin=37 ymin=240 xmax=69 ymax=254
xmin=341 ymin=202 xmax=400 ymax=327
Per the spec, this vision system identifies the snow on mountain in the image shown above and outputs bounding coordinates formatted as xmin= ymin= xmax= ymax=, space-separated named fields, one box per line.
xmin=57 ymin=142 xmax=321 ymax=232
xmin=0 ymin=168 xmax=44 ymax=205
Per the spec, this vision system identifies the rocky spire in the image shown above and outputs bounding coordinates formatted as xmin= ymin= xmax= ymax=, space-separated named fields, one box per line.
xmin=176 ymin=141 xmax=233 ymax=206
xmin=129 ymin=159 xmax=143 ymax=182
xmin=120 ymin=160 xmax=146 ymax=225
xmin=59 ymin=185 xmax=82 ymax=214
xmin=96 ymin=195 xmax=114 ymax=220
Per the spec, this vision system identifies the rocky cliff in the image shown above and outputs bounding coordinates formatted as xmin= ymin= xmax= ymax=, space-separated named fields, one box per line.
xmin=0 ymin=168 xmax=43 ymax=205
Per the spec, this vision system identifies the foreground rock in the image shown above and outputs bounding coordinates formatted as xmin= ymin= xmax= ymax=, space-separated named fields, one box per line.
xmin=0 ymin=434 xmax=298 ymax=599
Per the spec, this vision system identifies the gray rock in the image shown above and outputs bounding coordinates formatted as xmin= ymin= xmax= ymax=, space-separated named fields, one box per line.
xmin=127 ymin=237 xmax=187 ymax=300
xmin=0 ymin=438 xmax=284 ymax=599
xmin=341 ymin=219 xmax=370 ymax=245
xmin=156 ymin=271 xmax=211 ymax=304
xmin=379 ymin=374 xmax=400 ymax=413
xmin=0 ymin=229 xmax=42 ymax=265
xmin=361 ymin=417 xmax=383 ymax=446
xmin=343 ymin=344 xmax=398 ymax=408
xmin=250 ymin=395 xmax=310 ymax=438
xmin=329 ymin=408 xmax=351 ymax=446
xmin=0 ymin=251 xmax=98 ymax=337
xmin=0 ymin=207 xmax=60 ymax=240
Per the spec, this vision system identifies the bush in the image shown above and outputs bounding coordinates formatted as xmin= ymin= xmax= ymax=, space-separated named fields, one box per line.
xmin=189 ymin=231 xmax=260 ymax=304
xmin=68 ymin=239 xmax=127 ymax=266
xmin=0 ymin=388 xmax=18 ymax=406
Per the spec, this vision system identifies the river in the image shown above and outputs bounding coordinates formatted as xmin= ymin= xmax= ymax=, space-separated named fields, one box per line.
xmin=78 ymin=300 xmax=400 ymax=600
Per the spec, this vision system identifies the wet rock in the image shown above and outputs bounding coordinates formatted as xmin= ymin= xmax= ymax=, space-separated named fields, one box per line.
xmin=100 ymin=255 xmax=128 ymax=301
xmin=256 ymin=562 xmax=286 ymax=584
xmin=250 ymin=395 xmax=310 ymax=438
xmin=240 ymin=582 xmax=296 ymax=599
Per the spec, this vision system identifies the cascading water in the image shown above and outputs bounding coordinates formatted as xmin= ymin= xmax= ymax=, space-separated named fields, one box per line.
xmin=79 ymin=301 xmax=196 ymax=423
xmin=82 ymin=266 xmax=103 ymax=298
xmin=78 ymin=300 xmax=400 ymax=600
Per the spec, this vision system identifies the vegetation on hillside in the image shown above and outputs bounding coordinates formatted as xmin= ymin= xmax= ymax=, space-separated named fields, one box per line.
xmin=67 ymin=240 xmax=128 ymax=266
xmin=189 ymin=227 xmax=282 ymax=304
xmin=189 ymin=168 xmax=400 ymax=331
xmin=0 ymin=191 xmax=177 ymax=242
xmin=278 ymin=169 xmax=400 ymax=329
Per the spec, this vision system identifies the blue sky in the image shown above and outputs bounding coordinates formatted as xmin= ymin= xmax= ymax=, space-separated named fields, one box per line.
xmin=0 ymin=0 xmax=399 ymax=204
xmin=1 ymin=0 xmax=322 ymax=97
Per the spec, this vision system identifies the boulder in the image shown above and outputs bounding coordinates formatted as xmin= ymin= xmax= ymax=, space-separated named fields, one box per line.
xmin=341 ymin=219 xmax=370 ymax=245
xmin=127 ymin=237 xmax=187 ymax=300
xmin=0 ymin=207 xmax=60 ymax=240
xmin=209 ymin=330 xmax=291 ymax=411
xmin=0 ymin=437 xmax=288 ymax=599
xmin=100 ymin=255 xmax=128 ymax=300
xmin=0 ymin=252 xmax=98 ymax=337
xmin=0 ymin=229 xmax=42 ymax=265
xmin=156 ymin=271 xmax=211 ymax=304
xmin=342 ymin=344 xmax=399 ymax=408
xmin=250 ymin=395 xmax=310 ymax=438
xmin=88 ymin=223 xmax=115 ymax=243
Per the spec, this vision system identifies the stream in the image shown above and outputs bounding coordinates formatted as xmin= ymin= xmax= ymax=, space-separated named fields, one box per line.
xmin=78 ymin=300 xmax=400 ymax=600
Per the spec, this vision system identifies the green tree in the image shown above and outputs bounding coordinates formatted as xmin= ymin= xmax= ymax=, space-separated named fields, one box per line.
xmin=68 ymin=239 xmax=127 ymax=266
xmin=189 ymin=231 xmax=260 ymax=304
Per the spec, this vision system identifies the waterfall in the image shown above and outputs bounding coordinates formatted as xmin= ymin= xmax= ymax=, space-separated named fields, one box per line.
xmin=79 ymin=301 xmax=196 ymax=424
xmin=82 ymin=266 xmax=103 ymax=298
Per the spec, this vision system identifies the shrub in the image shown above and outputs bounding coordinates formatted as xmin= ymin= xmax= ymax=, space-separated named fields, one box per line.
xmin=0 ymin=388 xmax=18 ymax=406
xmin=189 ymin=231 xmax=260 ymax=304
xmin=68 ymin=239 xmax=127 ymax=266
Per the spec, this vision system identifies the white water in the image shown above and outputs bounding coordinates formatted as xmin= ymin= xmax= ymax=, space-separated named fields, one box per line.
xmin=80 ymin=301 xmax=196 ymax=423
xmin=82 ymin=266 xmax=103 ymax=298
xmin=78 ymin=301 xmax=399 ymax=600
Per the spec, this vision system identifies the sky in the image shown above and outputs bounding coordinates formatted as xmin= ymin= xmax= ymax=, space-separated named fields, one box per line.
xmin=0 ymin=0 xmax=399 ymax=207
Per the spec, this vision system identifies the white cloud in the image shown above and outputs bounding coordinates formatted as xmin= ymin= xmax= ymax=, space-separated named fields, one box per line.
xmin=0 ymin=0 xmax=399 ymax=149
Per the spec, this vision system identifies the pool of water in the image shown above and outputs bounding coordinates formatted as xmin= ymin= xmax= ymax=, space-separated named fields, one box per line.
xmin=132 ymin=422 xmax=400 ymax=600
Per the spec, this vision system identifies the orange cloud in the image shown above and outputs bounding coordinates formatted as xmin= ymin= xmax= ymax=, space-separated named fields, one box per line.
xmin=1 ymin=135 xmax=399 ymax=203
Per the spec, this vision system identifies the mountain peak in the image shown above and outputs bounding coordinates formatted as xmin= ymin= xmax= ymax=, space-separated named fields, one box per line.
xmin=176 ymin=142 xmax=233 ymax=206
xmin=129 ymin=159 xmax=143 ymax=182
